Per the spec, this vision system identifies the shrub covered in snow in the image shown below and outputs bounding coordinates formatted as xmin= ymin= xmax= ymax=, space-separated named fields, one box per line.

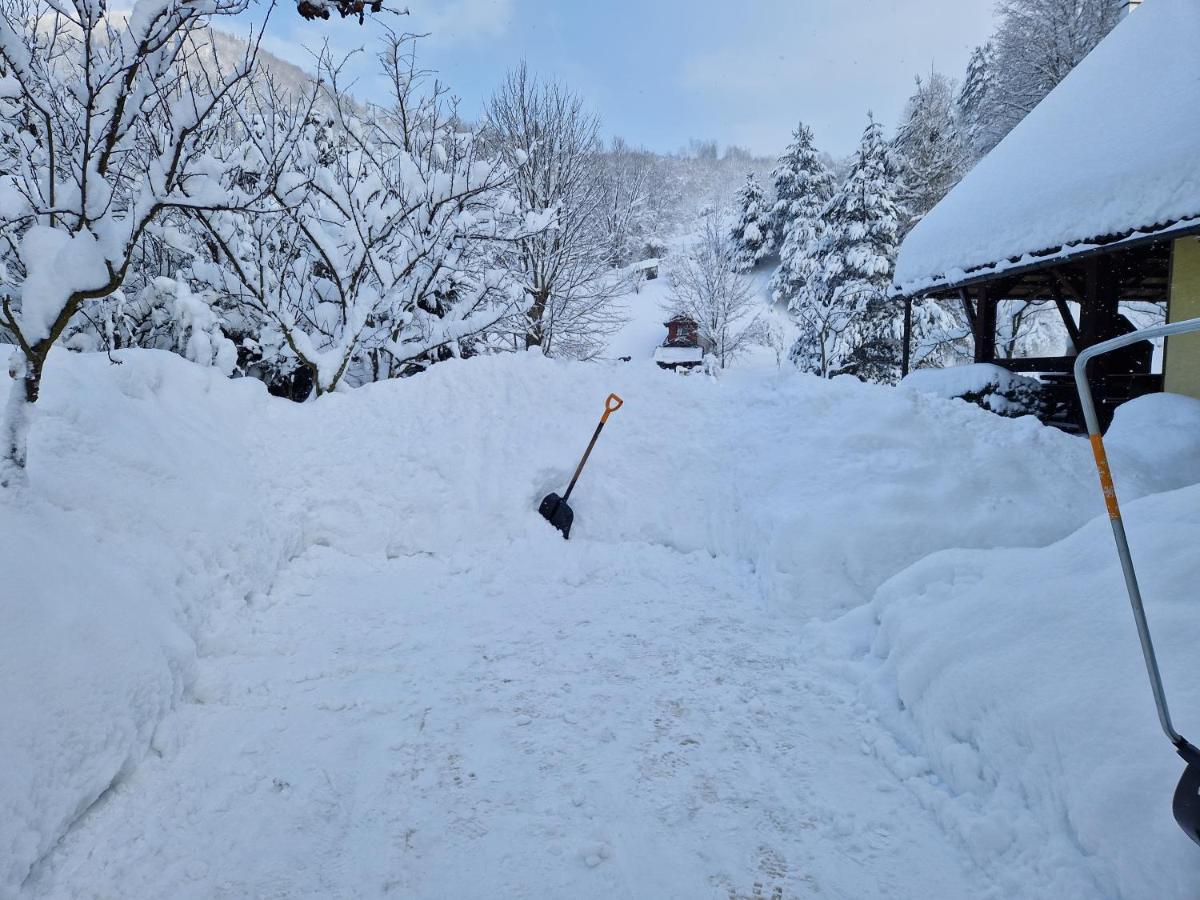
xmin=901 ymin=362 xmax=1047 ymax=418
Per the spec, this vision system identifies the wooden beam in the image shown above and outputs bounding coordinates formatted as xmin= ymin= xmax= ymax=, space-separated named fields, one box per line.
xmin=1051 ymin=280 xmax=1082 ymax=352
xmin=959 ymin=288 xmax=977 ymax=334
xmin=1060 ymin=268 xmax=1088 ymax=302
xmin=1079 ymin=255 xmax=1121 ymax=344
xmin=901 ymin=295 xmax=913 ymax=377
xmin=990 ymin=356 xmax=1076 ymax=373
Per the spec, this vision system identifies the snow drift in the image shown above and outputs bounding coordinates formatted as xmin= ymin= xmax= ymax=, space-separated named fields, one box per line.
xmin=0 ymin=349 xmax=298 ymax=894
xmin=2 ymin=347 xmax=1199 ymax=896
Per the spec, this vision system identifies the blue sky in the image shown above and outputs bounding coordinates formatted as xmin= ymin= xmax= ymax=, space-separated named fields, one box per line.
xmin=242 ymin=0 xmax=996 ymax=159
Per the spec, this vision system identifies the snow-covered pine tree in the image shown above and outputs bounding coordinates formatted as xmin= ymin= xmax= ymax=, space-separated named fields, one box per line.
xmin=792 ymin=116 xmax=904 ymax=384
xmin=956 ymin=43 xmax=998 ymax=160
xmin=893 ymin=72 xmax=967 ymax=236
xmin=729 ymin=172 xmax=771 ymax=272
xmin=767 ymin=125 xmax=835 ymax=311
xmin=769 ymin=123 xmax=829 ymax=253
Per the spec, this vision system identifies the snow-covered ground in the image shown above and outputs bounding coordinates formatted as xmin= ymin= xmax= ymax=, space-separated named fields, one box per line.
xmin=4 ymin=346 xmax=1200 ymax=898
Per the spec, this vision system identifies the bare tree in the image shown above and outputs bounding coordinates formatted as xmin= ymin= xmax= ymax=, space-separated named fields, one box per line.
xmin=484 ymin=64 xmax=628 ymax=360
xmin=984 ymin=0 xmax=1119 ymax=149
xmin=666 ymin=213 xmax=760 ymax=369
xmin=194 ymin=36 xmax=534 ymax=396
xmin=893 ymin=72 xmax=968 ymax=235
xmin=596 ymin=137 xmax=652 ymax=269
xmin=0 ymin=0 xmax=270 ymax=477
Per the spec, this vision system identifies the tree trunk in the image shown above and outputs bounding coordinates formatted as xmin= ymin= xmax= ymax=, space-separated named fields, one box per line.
xmin=2 ymin=348 xmax=42 ymax=479
xmin=525 ymin=289 xmax=549 ymax=349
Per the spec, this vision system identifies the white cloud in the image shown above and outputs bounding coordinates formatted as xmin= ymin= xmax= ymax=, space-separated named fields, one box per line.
xmin=676 ymin=0 xmax=994 ymax=155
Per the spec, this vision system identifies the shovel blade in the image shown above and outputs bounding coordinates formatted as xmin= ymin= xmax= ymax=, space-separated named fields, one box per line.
xmin=538 ymin=492 xmax=573 ymax=539
xmin=1174 ymin=761 xmax=1200 ymax=847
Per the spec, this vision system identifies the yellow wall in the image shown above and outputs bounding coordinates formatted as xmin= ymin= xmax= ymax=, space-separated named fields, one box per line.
xmin=1165 ymin=237 xmax=1200 ymax=399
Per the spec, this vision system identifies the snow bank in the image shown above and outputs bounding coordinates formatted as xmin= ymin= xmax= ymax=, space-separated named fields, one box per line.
xmin=3 ymin=347 xmax=1198 ymax=896
xmin=1106 ymin=391 xmax=1200 ymax=493
xmin=837 ymin=393 xmax=1200 ymax=897
xmin=0 ymin=350 xmax=297 ymax=896
xmin=901 ymin=363 xmax=1044 ymax=416
xmin=294 ymin=353 xmax=1173 ymax=621
xmin=852 ymin=486 xmax=1200 ymax=897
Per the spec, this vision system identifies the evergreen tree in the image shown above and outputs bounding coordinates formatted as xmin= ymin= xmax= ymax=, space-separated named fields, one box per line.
xmin=768 ymin=126 xmax=835 ymax=311
xmin=894 ymin=72 xmax=968 ymax=236
xmin=956 ymin=43 xmax=997 ymax=160
xmin=729 ymin=172 xmax=772 ymax=272
xmin=769 ymin=123 xmax=831 ymax=252
xmin=792 ymin=116 xmax=904 ymax=383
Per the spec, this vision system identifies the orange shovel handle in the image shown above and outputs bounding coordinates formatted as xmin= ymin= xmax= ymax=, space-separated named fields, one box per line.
xmin=601 ymin=393 xmax=623 ymax=423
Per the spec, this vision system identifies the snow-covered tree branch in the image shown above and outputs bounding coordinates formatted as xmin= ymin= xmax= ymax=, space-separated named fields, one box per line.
xmin=194 ymin=35 xmax=539 ymax=397
xmin=667 ymin=213 xmax=760 ymax=370
xmin=484 ymin=64 xmax=630 ymax=360
xmin=0 ymin=0 xmax=272 ymax=475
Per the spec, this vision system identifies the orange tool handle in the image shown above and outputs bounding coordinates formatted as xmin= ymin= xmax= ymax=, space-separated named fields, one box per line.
xmin=601 ymin=393 xmax=623 ymax=423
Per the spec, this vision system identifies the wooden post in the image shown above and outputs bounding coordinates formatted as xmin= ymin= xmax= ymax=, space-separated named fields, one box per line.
xmin=959 ymin=288 xmax=977 ymax=334
xmin=974 ymin=285 xmax=996 ymax=363
xmin=901 ymin=295 xmax=913 ymax=377
xmin=1051 ymin=279 xmax=1082 ymax=352
xmin=1078 ymin=255 xmax=1122 ymax=426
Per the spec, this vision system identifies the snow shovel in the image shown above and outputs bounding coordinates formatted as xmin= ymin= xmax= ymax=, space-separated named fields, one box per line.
xmin=538 ymin=393 xmax=623 ymax=539
xmin=1075 ymin=317 xmax=1200 ymax=848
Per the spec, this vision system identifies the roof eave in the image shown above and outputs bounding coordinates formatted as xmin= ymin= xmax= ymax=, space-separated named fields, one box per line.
xmin=893 ymin=215 xmax=1200 ymax=300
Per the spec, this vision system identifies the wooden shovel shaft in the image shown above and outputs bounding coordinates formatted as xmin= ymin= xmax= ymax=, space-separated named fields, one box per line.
xmin=562 ymin=420 xmax=605 ymax=503
xmin=561 ymin=393 xmax=623 ymax=503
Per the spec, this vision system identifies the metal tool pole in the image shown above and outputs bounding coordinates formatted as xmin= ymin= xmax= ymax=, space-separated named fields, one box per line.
xmin=1074 ymin=317 xmax=1200 ymax=749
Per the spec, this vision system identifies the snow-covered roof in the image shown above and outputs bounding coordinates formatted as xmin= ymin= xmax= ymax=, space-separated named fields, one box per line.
xmin=894 ymin=0 xmax=1200 ymax=297
xmin=630 ymin=258 xmax=660 ymax=271
xmin=654 ymin=346 xmax=703 ymax=364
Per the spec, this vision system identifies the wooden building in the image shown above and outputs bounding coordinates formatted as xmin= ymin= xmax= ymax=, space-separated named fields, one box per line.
xmin=630 ymin=258 xmax=660 ymax=281
xmin=893 ymin=0 xmax=1200 ymax=429
xmin=654 ymin=314 xmax=706 ymax=370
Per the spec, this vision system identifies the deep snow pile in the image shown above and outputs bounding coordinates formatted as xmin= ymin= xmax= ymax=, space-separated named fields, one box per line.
xmin=2 ymin=347 xmax=1199 ymax=897
xmin=852 ymin=483 xmax=1200 ymax=898
xmin=0 ymin=349 xmax=299 ymax=895
xmin=834 ymin=393 xmax=1200 ymax=898
xmin=901 ymin=362 xmax=1046 ymax=417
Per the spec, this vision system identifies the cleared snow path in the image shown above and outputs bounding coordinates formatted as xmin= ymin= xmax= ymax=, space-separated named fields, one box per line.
xmin=26 ymin=535 xmax=988 ymax=898
xmin=19 ymin=351 xmax=1190 ymax=898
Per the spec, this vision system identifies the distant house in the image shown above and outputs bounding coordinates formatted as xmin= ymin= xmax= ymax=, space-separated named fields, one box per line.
xmin=892 ymin=0 xmax=1200 ymax=429
xmin=654 ymin=314 xmax=707 ymax=370
xmin=630 ymin=258 xmax=660 ymax=281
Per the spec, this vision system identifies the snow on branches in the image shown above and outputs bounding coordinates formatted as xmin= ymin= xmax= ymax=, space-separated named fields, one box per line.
xmin=485 ymin=64 xmax=631 ymax=361
xmin=667 ymin=213 xmax=761 ymax=370
xmin=790 ymin=117 xmax=904 ymax=382
xmin=0 ymin=0 xmax=268 ymax=472
xmin=193 ymin=36 xmax=541 ymax=397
